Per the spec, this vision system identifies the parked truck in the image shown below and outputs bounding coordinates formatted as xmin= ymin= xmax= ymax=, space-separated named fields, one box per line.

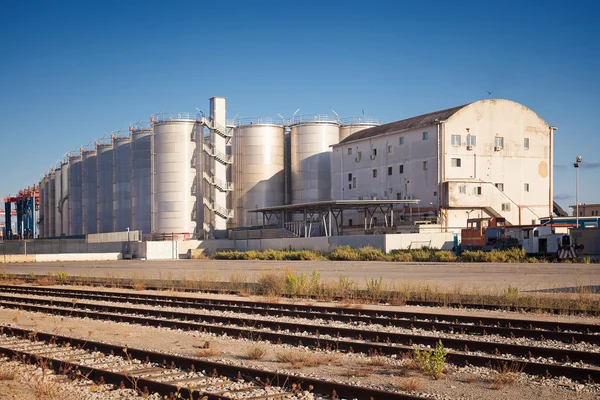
xmin=456 ymin=217 xmax=582 ymax=259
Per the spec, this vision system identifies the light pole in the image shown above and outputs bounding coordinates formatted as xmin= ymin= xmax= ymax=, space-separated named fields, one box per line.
xmin=574 ymin=156 xmax=582 ymax=227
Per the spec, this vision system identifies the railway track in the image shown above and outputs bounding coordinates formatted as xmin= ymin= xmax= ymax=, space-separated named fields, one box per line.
xmin=4 ymin=276 xmax=597 ymax=316
xmin=0 ymin=325 xmax=421 ymax=400
xmin=0 ymin=286 xmax=599 ymax=384
xmin=1 ymin=284 xmax=598 ymax=345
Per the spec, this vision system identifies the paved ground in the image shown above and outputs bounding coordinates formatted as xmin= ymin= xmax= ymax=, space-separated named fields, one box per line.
xmin=1 ymin=260 xmax=599 ymax=293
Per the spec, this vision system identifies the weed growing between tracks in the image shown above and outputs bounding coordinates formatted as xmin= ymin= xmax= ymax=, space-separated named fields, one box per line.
xmin=413 ymin=341 xmax=448 ymax=380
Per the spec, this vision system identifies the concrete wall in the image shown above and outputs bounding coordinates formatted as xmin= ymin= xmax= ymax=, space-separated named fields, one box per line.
xmin=0 ymin=239 xmax=124 ymax=255
xmin=87 ymin=230 xmax=141 ymax=243
xmin=231 ymin=233 xmax=454 ymax=253
xmin=1 ymin=253 xmax=121 ymax=263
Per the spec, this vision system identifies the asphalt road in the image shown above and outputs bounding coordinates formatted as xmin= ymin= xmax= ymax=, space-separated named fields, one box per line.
xmin=1 ymin=259 xmax=599 ymax=293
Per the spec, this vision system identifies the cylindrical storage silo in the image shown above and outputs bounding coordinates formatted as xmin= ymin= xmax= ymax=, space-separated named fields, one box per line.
xmin=96 ymin=143 xmax=113 ymax=233
xmin=339 ymin=117 xmax=382 ymax=142
xmin=43 ymin=174 xmax=51 ymax=238
xmin=130 ymin=125 xmax=153 ymax=235
xmin=232 ymin=122 xmax=285 ymax=227
xmin=81 ymin=150 xmax=98 ymax=235
xmin=38 ymin=176 xmax=46 ymax=238
xmin=113 ymin=136 xmax=131 ymax=232
xmin=60 ymin=161 xmax=69 ymax=235
xmin=153 ymin=116 xmax=196 ymax=236
xmin=68 ymin=155 xmax=83 ymax=235
xmin=290 ymin=117 xmax=340 ymax=204
xmin=48 ymin=171 xmax=56 ymax=237
xmin=54 ymin=167 xmax=62 ymax=236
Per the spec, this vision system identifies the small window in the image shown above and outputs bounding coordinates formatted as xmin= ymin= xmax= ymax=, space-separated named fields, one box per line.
xmin=494 ymin=137 xmax=504 ymax=148
xmin=396 ymin=192 xmax=402 ymax=200
xmin=495 ymin=183 xmax=504 ymax=192
xmin=348 ymin=219 xmax=353 ymax=226
xmin=502 ymin=203 xmax=511 ymax=211
xmin=422 ymin=131 xmax=428 ymax=140
xmin=451 ymin=158 xmax=461 ymax=167
xmin=423 ymin=161 xmax=428 ymax=170
xmin=348 ymin=173 xmax=352 ymax=182
xmin=524 ymin=183 xmax=530 ymax=192
xmin=356 ymin=151 xmax=362 ymax=161
xmin=433 ymin=191 xmax=437 ymax=196
xmin=459 ymin=185 xmax=466 ymax=194
xmin=451 ymin=135 xmax=461 ymax=146
xmin=524 ymin=138 xmax=530 ymax=150
xmin=534 ymin=230 xmax=539 ymax=238
xmin=372 ymin=169 xmax=377 ymax=178
xmin=371 ymin=148 xmax=377 ymax=157
xmin=352 ymin=176 xmax=356 ymax=188
xmin=347 ymin=148 xmax=352 ymax=155
xmin=473 ymin=186 xmax=482 ymax=195
xmin=399 ymin=136 xmax=405 ymax=145
xmin=388 ymin=166 xmax=393 ymax=176
xmin=524 ymin=230 xmax=530 ymax=239
xmin=466 ymin=135 xmax=476 ymax=146
xmin=399 ymin=165 xmax=404 ymax=174
xmin=387 ymin=145 xmax=392 ymax=154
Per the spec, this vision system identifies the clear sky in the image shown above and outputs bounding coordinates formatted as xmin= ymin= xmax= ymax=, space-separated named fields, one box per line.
xmin=1 ymin=0 xmax=598 ymax=212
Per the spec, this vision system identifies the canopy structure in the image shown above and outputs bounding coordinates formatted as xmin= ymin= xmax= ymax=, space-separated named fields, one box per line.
xmin=249 ymin=200 xmax=421 ymax=237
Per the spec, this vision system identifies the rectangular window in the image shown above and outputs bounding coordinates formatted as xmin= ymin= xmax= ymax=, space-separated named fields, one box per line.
xmin=494 ymin=137 xmax=504 ymax=148
xmin=423 ymin=161 xmax=428 ymax=170
xmin=459 ymin=185 xmax=466 ymax=194
xmin=399 ymin=165 xmax=404 ymax=174
xmin=422 ymin=131 xmax=428 ymax=140
xmin=388 ymin=166 xmax=393 ymax=176
xmin=473 ymin=186 xmax=482 ymax=195
xmin=451 ymin=135 xmax=461 ymax=146
xmin=524 ymin=138 xmax=530 ymax=150
xmin=371 ymin=148 xmax=377 ymax=158
xmin=355 ymin=151 xmax=362 ymax=162
xmin=352 ymin=176 xmax=356 ymax=189
xmin=502 ymin=203 xmax=511 ymax=211
xmin=397 ymin=192 xmax=402 ymax=200
xmin=524 ymin=230 xmax=530 ymax=239
xmin=524 ymin=183 xmax=530 ymax=192
xmin=372 ymin=169 xmax=377 ymax=178
xmin=495 ymin=183 xmax=504 ymax=192
xmin=347 ymin=148 xmax=352 ymax=155
xmin=451 ymin=158 xmax=461 ymax=167
xmin=387 ymin=145 xmax=392 ymax=154
xmin=466 ymin=135 xmax=476 ymax=146
xmin=433 ymin=191 xmax=437 ymax=196
xmin=399 ymin=136 xmax=405 ymax=145
xmin=348 ymin=173 xmax=352 ymax=182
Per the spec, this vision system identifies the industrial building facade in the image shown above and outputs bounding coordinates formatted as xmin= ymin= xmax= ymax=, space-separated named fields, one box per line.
xmin=35 ymin=98 xmax=553 ymax=239
xmin=331 ymin=99 xmax=554 ymax=229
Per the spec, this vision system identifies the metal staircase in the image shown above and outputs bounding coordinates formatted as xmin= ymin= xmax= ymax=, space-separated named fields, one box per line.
xmin=198 ymin=117 xmax=232 ymax=139
xmin=202 ymin=143 xmax=233 ymax=164
xmin=202 ymin=172 xmax=233 ymax=192
xmin=202 ymin=198 xmax=233 ymax=219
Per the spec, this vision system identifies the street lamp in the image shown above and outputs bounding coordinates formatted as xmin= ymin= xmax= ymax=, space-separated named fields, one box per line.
xmin=574 ymin=156 xmax=582 ymax=227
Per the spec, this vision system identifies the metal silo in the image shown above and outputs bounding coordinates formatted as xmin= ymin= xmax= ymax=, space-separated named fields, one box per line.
xmin=339 ymin=117 xmax=382 ymax=142
xmin=130 ymin=124 xmax=153 ymax=235
xmin=232 ymin=119 xmax=285 ymax=227
xmin=54 ymin=167 xmax=62 ymax=236
xmin=81 ymin=150 xmax=97 ymax=234
xmin=39 ymin=176 xmax=46 ymax=238
xmin=96 ymin=143 xmax=113 ymax=233
xmin=113 ymin=136 xmax=131 ymax=232
xmin=46 ymin=173 xmax=53 ymax=237
xmin=152 ymin=113 xmax=196 ymax=236
xmin=68 ymin=155 xmax=83 ymax=235
xmin=289 ymin=115 xmax=340 ymax=204
xmin=60 ymin=161 xmax=69 ymax=235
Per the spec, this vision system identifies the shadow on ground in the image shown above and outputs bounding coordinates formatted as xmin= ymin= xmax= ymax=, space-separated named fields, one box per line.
xmin=526 ymin=285 xmax=600 ymax=294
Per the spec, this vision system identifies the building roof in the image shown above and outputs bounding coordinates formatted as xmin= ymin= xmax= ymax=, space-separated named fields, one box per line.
xmin=339 ymin=103 xmax=471 ymax=144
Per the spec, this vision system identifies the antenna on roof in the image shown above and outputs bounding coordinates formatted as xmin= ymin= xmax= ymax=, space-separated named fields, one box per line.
xmin=331 ymin=109 xmax=339 ymax=118
xmin=293 ymin=108 xmax=300 ymax=116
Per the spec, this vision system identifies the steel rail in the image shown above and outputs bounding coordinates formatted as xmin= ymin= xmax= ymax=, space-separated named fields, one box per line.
xmin=1 ymin=285 xmax=598 ymax=342
xmin=0 ymin=325 xmax=424 ymax=400
xmin=3 ymin=276 xmax=598 ymax=316
xmin=0 ymin=296 xmax=599 ymax=383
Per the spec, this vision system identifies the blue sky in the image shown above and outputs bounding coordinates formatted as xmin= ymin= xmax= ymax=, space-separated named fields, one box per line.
xmin=1 ymin=0 xmax=598 ymax=211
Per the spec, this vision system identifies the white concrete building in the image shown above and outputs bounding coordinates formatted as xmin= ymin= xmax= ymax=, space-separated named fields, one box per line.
xmin=331 ymin=99 xmax=554 ymax=229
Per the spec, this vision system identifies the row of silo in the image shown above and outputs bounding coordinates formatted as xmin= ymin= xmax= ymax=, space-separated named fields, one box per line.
xmin=231 ymin=116 xmax=380 ymax=227
xmin=113 ymin=136 xmax=131 ymax=232
xmin=96 ymin=143 xmax=113 ymax=233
